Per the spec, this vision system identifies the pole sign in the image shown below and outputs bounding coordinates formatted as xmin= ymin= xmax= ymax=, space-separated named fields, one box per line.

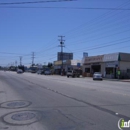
xmin=77 ymin=63 xmax=80 ymax=67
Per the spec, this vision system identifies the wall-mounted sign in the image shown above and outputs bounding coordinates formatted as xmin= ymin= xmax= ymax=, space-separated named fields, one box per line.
xmin=105 ymin=61 xmax=118 ymax=67
xmin=84 ymin=55 xmax=103 ymax=64
xmin=103 ymin=53 xmax=119 ymax=62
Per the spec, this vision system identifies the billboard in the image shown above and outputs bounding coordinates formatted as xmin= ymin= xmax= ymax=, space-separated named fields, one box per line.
xmin=57 ymin=52 xmax=73 ymax=61
xmin=83 ymin=52 xmax=88 ymax=58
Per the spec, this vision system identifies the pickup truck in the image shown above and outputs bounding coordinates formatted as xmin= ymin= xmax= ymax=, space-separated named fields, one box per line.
xmin=67 ymin=70 xmax=80 ymax=78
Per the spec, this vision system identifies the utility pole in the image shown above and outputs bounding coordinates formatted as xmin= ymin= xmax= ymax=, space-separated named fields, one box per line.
xmin=58 ymin=36 xmax=65 ymax=75
xmin=19 ymin=56 xmax=22 ymax=66
xmin=15 ymin=61 xmax=17 ymax=67
xmin=32 ymin=52 xmax=34 ymax=66
xmin=44 ymin=62 xmax=46 ymax=70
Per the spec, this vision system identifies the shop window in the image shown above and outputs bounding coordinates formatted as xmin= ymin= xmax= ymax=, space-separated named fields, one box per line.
xmin=85 ymin=68 xmax=90 ymax=73
xmin=127 ymin=69 xmax=130 ymax=73
xmin=106 ymin=68 xmax=113 ymax=74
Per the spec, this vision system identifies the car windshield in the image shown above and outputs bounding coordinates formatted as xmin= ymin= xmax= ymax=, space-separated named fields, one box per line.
xmin=94 ymin=72 xmax=101 ymax=74
xmin=1 ymin=0 xmax=130 ymax=130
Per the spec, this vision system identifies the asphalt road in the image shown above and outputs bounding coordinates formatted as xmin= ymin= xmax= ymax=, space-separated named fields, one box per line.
xmin=0 ymin=71 xmax=130 ymax=130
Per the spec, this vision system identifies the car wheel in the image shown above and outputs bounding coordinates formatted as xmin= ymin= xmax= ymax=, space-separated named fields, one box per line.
xmin=67 ymin=75 xmax=69 ymax=78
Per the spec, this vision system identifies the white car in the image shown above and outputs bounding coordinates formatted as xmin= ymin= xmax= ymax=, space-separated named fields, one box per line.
xmin=17 ymin=69 xmax=23 ymax=74
xmin=93 ymin=72 xmax=103 ymax=80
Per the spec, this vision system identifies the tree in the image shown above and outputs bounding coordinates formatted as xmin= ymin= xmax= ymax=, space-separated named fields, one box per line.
xmin=48 ymin=62 xmax=53 ymax=68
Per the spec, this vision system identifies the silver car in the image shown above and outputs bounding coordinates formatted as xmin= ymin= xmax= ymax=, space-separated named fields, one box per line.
xmin=17 ymin=69 xmax=23 ymax=74
xmin=44 ymin=70 xmax=51 ymax=75
xmin=93 ymin=72 xmax=103 ymax=80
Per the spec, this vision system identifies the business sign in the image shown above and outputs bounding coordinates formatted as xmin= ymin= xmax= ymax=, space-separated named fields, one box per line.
xmin=105 ymin=61 xmax=118 ymax=67
xmin=103 ymin=53 xmax=119 ymax=62
xmin=83 ymin=52 xmax=88 ymax=58
xmin=57 ymin=52 xmax=73 ymax=61
xmin=77 ymin=63 xmax=80 ymax=67
xmin=84 ymin=55 xmax=103 ymax=64
xmin=71 ymin=60 xmax=81 ymax=65
xmin=54 ymin=61 xmax=62 ymax=65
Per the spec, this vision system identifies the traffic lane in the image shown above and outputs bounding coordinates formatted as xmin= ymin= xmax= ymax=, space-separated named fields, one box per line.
xmin=0 ymin=72 xmax=119 ymax=130
xmin=9 ymin=72 xmax=130 ymax=119
xmin=22 ymin=72 xmax=130 ymax=95
xmin=0 ymin=72 xmax=46 ymax=130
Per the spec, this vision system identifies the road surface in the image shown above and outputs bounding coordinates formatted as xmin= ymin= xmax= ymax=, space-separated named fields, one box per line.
xmin=0 ymin=71 xmax=130 ymax=130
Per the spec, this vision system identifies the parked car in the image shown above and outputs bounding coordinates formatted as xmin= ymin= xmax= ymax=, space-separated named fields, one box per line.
xmin=17 ymin=69 xmax=23 ymax=74
xmin=67 ymin=70 xmax=80 ymax=78
xmin=37 ymin=70 xmax=44 ymax=75
xmin=44 ymin=70 xmax=51 ymax=75
xmin=93 ymin=72 xmax=103 ymax=80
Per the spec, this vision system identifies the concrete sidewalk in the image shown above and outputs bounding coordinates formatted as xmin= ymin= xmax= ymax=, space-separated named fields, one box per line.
xmin=103 ymin=78 xmax=130 ymax=82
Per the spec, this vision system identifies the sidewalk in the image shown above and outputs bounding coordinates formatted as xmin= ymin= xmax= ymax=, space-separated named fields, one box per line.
xmin=103 ymin=78 xmax=130 ymax=82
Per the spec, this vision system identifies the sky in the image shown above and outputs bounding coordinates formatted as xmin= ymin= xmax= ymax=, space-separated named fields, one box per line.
xmin=0 ymin=0 xmax=130 ymax=66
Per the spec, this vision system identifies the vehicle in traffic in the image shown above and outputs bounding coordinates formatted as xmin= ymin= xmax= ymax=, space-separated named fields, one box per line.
xmin=93 ymin=72 xmax=103 ymax=80
xmin=17 ymin=69 xmax=23 ymax=74
xmin=44 ymin=70 xmax=51 ymax=75
xmin=37 ymin=70 xmax=44 ymax=75
xmin=30 ymin=66 xmax=38 ymax=73
xmin=67 ymin=70 xmax=80 ymax=78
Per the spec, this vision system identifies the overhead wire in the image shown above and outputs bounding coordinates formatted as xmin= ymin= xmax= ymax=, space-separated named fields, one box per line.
xmin=64 ymin=0 xmax=130 ymax=36
xmin=0 ymin=0 xmax=76 ymax=5
xmin=0 ymin=6 xmax=130 ymax=10
xmin=71 ymin=39 xmax=130 ymax=53
xmin=66 ymin=37 xmax=130 ymax=52
xmin=66 ymin=12 xmax=130 ymax=41
xmin=1 ymin=0 xmax=130 ymax=65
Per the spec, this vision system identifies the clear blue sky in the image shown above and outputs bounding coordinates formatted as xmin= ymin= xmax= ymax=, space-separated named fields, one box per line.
xmin=0 ymin=0 xmax=130 ymax=66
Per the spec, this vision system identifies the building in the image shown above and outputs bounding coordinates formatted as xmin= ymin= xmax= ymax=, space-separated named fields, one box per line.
xmin=54 ymin=60 xmax=82 ymax=75
xmin=82 ymin=52 xmax=130 ymax=79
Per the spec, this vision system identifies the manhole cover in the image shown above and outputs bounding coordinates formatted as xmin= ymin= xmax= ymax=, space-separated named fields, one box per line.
xmin=0 ymin=101 xmax=32 ymax=109
xmin=3 ymin=110 xmax=41 ymax=125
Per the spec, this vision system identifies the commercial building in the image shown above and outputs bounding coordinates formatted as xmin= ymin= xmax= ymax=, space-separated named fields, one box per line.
xmin=54 ymin=60 xmax=82 ymax=75
xmin=82 ymin=52 xmax=130 ymax=79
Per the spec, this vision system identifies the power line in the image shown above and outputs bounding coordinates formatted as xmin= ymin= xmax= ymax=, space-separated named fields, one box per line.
xmin=0 ymin=6 xmax=130 ymax=10
xmin=71 ymin=39 xmax=130 ymax=53
xmin=0 ymin=52 xmax=27 ymax=55
xmin=63 ymin=0 xmax=130 ymax=37
xmin=67 ymin=28 xmax=130 ymax=47
xmin=0 ymin=0 xmax=76 ymax=5
xmin=66 ymin=12 xmax=130 ymax=41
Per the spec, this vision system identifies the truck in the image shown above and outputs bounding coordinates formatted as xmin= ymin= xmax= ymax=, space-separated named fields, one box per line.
xmin=67 ymin=70 xmax=80 ymax=78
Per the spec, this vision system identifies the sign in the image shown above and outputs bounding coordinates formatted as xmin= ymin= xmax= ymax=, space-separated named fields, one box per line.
xmin=71 ymin=60 xmax=81 ymax=65
xmin=106 ymin=61 xmax=118 ymax=67
xmin=84 ymin=55 xmax=103 ymax=64
xmin=54 ymin=61 xmax=62 ymax=65
xmin=83 ymin=52 xmax=88 ymax=58
xmin=103 ymin=53 xmax=119 ymax=62
xmin=77 ymin=63 xmax=80 ymax=67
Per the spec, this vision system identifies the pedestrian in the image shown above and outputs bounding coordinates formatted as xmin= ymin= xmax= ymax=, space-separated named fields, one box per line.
xmin=117 ymin=70 xmax=121 ymax=79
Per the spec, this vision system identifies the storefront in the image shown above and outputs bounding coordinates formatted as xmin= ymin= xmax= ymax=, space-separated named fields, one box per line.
xmin=82 ymin=52 xmax=130 ymax=79
xmin=54 ymin=60 xmax=82 ymax=75
xmin=83 ymin=55 xmax=103 ymax=76
xmin=103 ymin=53 xmax=119 ymax=78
